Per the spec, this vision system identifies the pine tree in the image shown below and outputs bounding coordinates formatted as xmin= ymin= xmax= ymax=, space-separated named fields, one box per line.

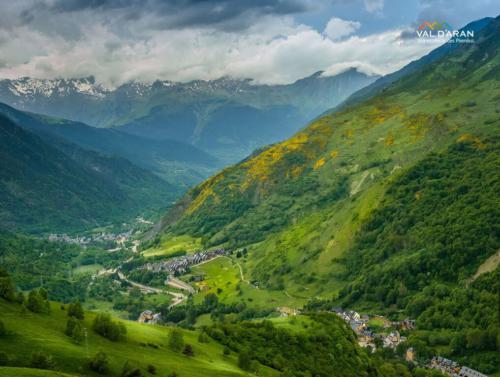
xmin=27 ymin=290 xmax=46 ymax=313
xmin=238 ymin=350 xmax=252 ymax=371
xmin=168 ymin=328 xmax=184 ymax=352
xmin=67 ymin=301 xmax=84 ymax=320
xmin=0 ymin=269 xmax=16 ymax=302
xmin=71 ymin=320 xmax=84 ymax=344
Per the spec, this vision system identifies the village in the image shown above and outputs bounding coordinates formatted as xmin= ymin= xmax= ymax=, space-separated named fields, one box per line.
xmin=138 ymin=248 xmax=231 ymax=275
xmin=428 ymin=356 xmax=488 ymax=377
xmin=47 ymin=229 xmax=134 ymax=247
xmin=330 ymin=308 xmax=487 ymax=377
xmin=330 ymin=307 xmax=414 ymax=350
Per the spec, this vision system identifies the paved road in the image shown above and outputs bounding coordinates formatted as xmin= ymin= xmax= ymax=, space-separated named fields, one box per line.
xmin=166 ymin=276 xmax=195 ymax=294
xmin=117 ymin=271 xmax=163 ymax=293
xmin=116 ymin=270 xmax=188 ymax=307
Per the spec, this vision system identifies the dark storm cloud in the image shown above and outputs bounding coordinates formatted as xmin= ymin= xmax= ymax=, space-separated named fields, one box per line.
xmin=45 ymin=0 xmax=312 ymax=30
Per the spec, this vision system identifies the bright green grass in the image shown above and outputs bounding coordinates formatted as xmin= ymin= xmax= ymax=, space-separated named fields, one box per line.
xmin=143 ymin=292 xmax=172 ymax=307
xmin=194 ymin=313 xmax=213 ymax=328
xmin=266 ymin=315 xmax=314 ymax=333
xmin=189 ymin=257 xmax=306 ymax=310
xmin=72 ymin=264 xmax=103 ymax=276
xmin=0 ymin=299 xmax=262 ymax=377
xmin=143 ymin=235 xmax=202 ymax=258
xmin=0 ymin=367 xmax=77 ymax=377
xmin=83 ymin=299 xmax=129 ymax=319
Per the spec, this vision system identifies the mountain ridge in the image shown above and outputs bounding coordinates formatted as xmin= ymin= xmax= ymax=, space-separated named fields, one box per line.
xmin=0 ymin=102 xmax=219 ymax=188
xmin=0 ymin=69 xmax=379 ymax=165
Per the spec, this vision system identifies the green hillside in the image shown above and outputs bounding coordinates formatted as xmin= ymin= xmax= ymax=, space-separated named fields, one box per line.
xmin=0 ymin=299 xmax=250 ymax=377
xmin=148 ymin=14 xmax=500 ymax=371
xmin=340 ymin=139 xmax=500 ymax=307
xmin=0 ymin=102 xmax=218 ymax=188
xmin=0 ymin=294 xmax=396 ymax=377
xmin=158 ymin=16 xmax=500 ymax=296
xmin=0 ymin=115 xmax=174 ymax=233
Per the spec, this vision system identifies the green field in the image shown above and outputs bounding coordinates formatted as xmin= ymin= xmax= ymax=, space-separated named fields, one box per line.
xmin=0 ymin=367 xmax=77 ymax=377
xmin=72 ymin=264 xmax=103 ymax=276
xmin=0 ymin=299 xmax=264 ymax=377
xmin=187 ymin=257 xmax=306 ymax=310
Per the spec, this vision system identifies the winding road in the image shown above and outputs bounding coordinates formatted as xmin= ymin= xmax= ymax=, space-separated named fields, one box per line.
xmin=116 ymin=270 xmax=190 ymax=307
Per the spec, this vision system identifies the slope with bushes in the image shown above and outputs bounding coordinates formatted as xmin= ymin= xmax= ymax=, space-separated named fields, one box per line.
xmin=0 ymin=298 xmax=250 ymax=377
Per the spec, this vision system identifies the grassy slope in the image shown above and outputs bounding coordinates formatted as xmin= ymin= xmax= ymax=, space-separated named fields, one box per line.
xmin=186 ymin=257 xmax=305 ymax=310
xmin=0 ymin=299 xmax=267 ymax=377
xmin=143 ymin=235 xmax=202 ymax=258
xmin=157 ymin=17 xmax=500 ymax=304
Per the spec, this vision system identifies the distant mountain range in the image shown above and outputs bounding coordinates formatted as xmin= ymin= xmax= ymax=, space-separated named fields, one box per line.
xmin=0 ymin=65 xmax=378 ymax=233
xmin=0 ymin=102 xmax=217 ymax=188
xmin=0 ymin=69 xmax=378 ymax=164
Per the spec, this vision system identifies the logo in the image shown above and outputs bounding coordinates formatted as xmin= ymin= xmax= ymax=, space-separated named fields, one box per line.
xmin=415 ymin=21 xmax=474 ymax=44
xmin=418 ymin=21 xmax=454 ymax=31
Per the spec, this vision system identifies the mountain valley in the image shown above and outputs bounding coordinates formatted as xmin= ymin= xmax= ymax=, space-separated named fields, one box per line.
xmin=0 ymin=9 xmax=498 ymax=377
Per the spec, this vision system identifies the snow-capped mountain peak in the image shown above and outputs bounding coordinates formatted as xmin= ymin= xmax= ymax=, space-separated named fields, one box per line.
xmin=5 ymin=77 xmax=110 ymax=98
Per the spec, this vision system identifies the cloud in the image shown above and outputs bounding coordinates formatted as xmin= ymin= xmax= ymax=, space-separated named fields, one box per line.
xmin=324 ymin=17 xmax=361 ymax=40
xmin=0 ymin=0 xmax=438 ymax=87
xmin=363 ymin=0 xmax=384 ymax=13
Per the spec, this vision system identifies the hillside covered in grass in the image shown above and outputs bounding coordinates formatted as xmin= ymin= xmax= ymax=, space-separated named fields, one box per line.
xmin=0 ymin=287 xmax=400 ymax=377
xmin=158 ymin=16 xmax=500 ymax=296
xmin=149 ymin=16 xmax=500 ymax=376
xmin=0 ymin=298 xmax=249 ymax=377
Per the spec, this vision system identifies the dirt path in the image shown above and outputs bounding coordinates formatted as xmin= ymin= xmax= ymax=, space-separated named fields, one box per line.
xmin=471 ymin=250 xmax=500 ymax=282
xmin=168 ymin=291 xmax=187 ymax=308
xmin=350 ymin=171 xmax=369 ymax=196
xmin=233 ymin=260 xmax=249 ymax=284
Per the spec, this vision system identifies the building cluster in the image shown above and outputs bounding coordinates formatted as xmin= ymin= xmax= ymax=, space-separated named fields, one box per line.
xmin=276 ymin=306 xmax=300 ymax=317
xmin=140 ymin=248 xmax=230 ymax=275
xmin=331 ymin=308 xmax=408 ymax=350
xmin=138 ymin=310 xmax=161 ymax=324
xmin=48 ymin=230 xmax=133 ymax=246
xmin=429 ymin=357 xmax=487 ymax=377
xmin=48 ymin=233 xmax=90 ymax=245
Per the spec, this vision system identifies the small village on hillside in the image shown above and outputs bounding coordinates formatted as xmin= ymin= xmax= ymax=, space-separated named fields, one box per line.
xmin=138 ymin=248 xmax=231 ymax=275
xmin=428 ymin=357 xmax=488 ymax=377
xmin=330 ymin=308 xmax=489 ymax=377
xmin=330 ymin=307 xmax=412 ymax=350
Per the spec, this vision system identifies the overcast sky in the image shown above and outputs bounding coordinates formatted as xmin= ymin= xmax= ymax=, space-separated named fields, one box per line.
xmin=0 ymin=0 xmax=498 ymax=87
